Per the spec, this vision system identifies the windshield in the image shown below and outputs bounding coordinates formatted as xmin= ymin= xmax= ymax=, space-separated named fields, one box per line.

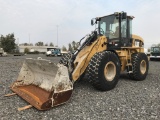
xmin=99 ymin=15 xmax=119 ymax=39
xmin=151 ymin=47 xmax=160 ymax=52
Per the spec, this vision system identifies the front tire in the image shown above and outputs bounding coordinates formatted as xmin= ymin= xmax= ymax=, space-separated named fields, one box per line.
xmin=59 ymin=53 xmax=85 ymax=81
xmin=59 ymin=53 xmax=72 ymax=67
xmin=87 ymin=51 xmax=121 ymax=91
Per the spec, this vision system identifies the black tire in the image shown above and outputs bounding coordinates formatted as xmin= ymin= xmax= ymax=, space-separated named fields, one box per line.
xmin=86 ymin=51 xmax=121 ymax=91
xmin=128 ymin=53 xmax=149 ymax=81
xmin=59 ymin=53 xmax=86 ymax=81
xmin=59 ymin=53 xmax=72 ymax=67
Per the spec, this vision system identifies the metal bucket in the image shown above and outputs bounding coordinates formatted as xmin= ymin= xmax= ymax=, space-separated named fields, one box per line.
xmin=11 ymin=58 xmax=73 ymax=110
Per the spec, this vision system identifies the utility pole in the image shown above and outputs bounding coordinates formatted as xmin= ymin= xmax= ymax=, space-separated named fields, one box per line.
xmin=17 ymin=38 xmax=19 ymax=46
xmin=29 ymin=33 xmax=30 ymax=45
xmin=56 ymin=25 xmax=58 ymax=47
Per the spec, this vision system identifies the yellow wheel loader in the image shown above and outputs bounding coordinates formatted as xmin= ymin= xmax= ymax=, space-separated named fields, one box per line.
xmin=9 ymin=12 xmax=149 ymax=110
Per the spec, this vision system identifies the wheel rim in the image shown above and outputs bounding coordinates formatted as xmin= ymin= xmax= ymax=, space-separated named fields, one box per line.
xmin=104 ymin=61 xmax=116 ymax=81
xmin=140 ymin=60 xmax=146 ymax=74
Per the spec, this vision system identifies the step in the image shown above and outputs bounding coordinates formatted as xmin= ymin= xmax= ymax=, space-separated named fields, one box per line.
xmin=127 ymin=63 xmax=132 ymax=66
xmin=128 ymin=71 xmax=133 ymax=73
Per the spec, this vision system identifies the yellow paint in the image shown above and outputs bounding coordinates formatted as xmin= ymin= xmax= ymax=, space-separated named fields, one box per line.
xmin=72 ymin=36 xmax=107 ymax=81
xmin=72 ymin=34 xmax=145 ymax=81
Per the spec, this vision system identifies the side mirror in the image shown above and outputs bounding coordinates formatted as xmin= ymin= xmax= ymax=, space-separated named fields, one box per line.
xmin=91 ymin=19 xmax=94 ymax=26
xmin=91 ymin=18 xmax=100 ymax=26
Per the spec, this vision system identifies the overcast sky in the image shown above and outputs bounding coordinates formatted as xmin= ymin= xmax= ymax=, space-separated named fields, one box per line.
xmin=0 ymin=0 xmax=160 ymax=48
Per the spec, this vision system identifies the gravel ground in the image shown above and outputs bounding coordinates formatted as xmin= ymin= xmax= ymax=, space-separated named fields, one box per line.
xmin=0 ymin=54 xmax=160 ymax=120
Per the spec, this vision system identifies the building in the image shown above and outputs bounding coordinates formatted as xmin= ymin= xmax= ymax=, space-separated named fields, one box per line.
xmin=19 ymin=46 xmax=60 ymax=53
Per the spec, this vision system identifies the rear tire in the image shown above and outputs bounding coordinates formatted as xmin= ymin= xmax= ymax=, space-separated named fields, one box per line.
xmin=128 ymin=53 xmax=149 ymax=80
xmin=87 ymin=51 xmax=121 ymax=91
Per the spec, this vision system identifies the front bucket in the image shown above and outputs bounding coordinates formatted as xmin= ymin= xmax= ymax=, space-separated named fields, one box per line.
xmin=11 ymin=58 xmax=73 ymax=110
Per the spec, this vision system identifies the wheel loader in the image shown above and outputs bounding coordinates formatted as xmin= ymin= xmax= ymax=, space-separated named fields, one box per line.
xmin=8 ymin=12 xmax=149 ymax=110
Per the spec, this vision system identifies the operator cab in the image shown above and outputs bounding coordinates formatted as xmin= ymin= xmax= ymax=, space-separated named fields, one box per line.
xmin=91 ymin=12 xmax=134 ymax=50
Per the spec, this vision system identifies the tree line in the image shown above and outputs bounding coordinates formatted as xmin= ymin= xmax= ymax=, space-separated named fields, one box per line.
xmin=0 ymin=33 xmax=16 ymax=52
xmin=0 ymin=33 xmax=80 ymax=53
xmin=20 ymin=42 xmax=55 ymax=47
xmin=151 ymin=43 xmax=160 ymax=47
xmin=20 ymin=41 xmax=80 ymax=52
xmin=2 ymin=33 xmax=160 ymax=53
xmin=20 ymin=41 xmax=79 ymax=52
